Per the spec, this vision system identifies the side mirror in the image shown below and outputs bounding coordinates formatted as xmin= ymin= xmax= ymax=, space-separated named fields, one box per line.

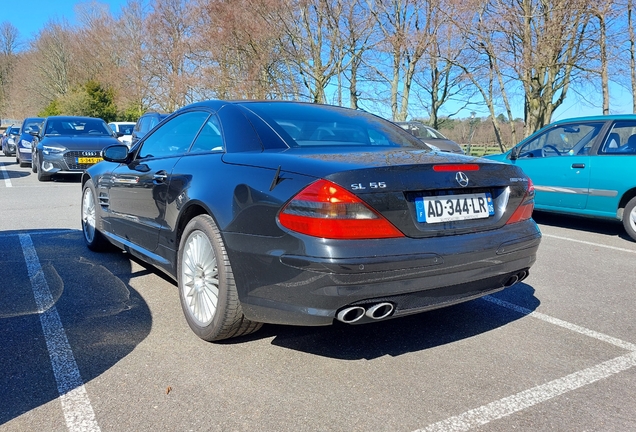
xmin=510 ymin=146 xmax=520 ymax=161
xmin=102 ymin=144 xmax=130 ymax=163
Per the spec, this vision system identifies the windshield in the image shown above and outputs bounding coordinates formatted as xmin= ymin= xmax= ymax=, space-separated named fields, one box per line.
xmin=245 ymin=103 xmax=429 ymax=150
xmin=45 ymin=119 xmax=112 ymax=136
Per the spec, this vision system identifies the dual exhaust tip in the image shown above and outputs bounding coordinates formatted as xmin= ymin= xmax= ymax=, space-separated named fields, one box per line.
xmin=503 ymin=270 xmax=529 ymax=288
xmin=336 ymin=302 xmax=394 ymax=324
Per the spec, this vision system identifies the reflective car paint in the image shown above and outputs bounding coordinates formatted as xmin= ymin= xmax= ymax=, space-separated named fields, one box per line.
xmin=16 ymin=117 xmax=44 ymax=166
xmin=33 ymin=116 xmax=121 ymax=181
xmin=83 ymin=100 xmax=541 ymax=340
xmin=1 ymin=125 xmax=20 ymax=156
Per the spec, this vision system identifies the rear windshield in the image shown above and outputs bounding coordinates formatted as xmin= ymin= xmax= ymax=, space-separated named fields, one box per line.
xmin=244 ymin=103 xmax=430 ymax=150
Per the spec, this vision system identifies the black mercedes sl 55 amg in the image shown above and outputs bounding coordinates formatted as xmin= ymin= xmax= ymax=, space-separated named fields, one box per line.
xmin=81 ymin=100 xmax=541 ymax=342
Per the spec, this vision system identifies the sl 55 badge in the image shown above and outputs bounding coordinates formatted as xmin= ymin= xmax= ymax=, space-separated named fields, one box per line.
xmin=351 ymin=182 xmax=387 ymax=190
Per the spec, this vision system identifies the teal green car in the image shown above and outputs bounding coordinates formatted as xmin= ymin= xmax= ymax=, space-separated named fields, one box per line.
xmin=485 ymin=115 xmax=636 ymax=241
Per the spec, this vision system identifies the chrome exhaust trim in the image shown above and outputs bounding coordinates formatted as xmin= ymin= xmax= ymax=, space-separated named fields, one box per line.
xmin=365 ymin=302 xmax=394 ymax=320
xmin=336 ymin=306 xmax=366 ymax=323
xmin=503 ymin=275 xmax=519 ymax=287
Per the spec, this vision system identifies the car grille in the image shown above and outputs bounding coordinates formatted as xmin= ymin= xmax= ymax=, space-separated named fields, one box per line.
xmin=64 ymin=151 xmax=97 ymax=170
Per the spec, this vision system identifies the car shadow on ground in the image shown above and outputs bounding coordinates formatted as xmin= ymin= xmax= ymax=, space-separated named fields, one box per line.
xmin=0 ymin=160 xmax=31 ymax=179
xmin=0 ymin=229 xmax=152 ymax=426
xmin=226 ymin=282 xmax=539 ymax=360
xmin=532 ymin=210 xmax=631 ymax=241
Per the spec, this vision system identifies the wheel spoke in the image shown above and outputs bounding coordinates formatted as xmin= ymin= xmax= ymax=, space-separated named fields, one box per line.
xmin=181 ymin=229 xmax=219 ymax=326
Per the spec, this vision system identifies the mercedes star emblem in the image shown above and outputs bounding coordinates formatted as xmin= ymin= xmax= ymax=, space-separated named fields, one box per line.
xmin=456 ymin=171 xmax=469 ymax=187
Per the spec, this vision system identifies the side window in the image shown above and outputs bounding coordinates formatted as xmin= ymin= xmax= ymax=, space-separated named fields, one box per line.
xmin=190 ymin=115 xmax=224 ymax=152
xmin=136 ymin=117 xmax=148 ymax=133
xmin=518 ymin=123 xmax=603 ymax=158
xmin=600 ymin=121 xmax=636 ymax=154
xmin=138 ymin=111 xmax=209 ymax=159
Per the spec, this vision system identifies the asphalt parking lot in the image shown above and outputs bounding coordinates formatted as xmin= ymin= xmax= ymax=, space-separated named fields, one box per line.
xmin=1 ymin=157 xmax=635 ymax=432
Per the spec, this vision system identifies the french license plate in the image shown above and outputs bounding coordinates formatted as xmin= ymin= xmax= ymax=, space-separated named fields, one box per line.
xmin=415 ymin=192 xmax=495 ymax=223
xmin=77 ymin=157 xmax=103 ymax=164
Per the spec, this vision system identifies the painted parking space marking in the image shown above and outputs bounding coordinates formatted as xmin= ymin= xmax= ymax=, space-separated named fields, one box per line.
xmin=1 ymin=162 xmax=12 ymax=187
xmin=417 ymin=351 xmax=636 ymax=432
xmin=543 ymin=233 xmax=636 ymax=254
xmin=416 ymin=295 xmax=636 ymax=432
xmin=19 ymin=234 xmax=101 ymax=432
xmin=485 ymin=296 xmax=636 ymax=351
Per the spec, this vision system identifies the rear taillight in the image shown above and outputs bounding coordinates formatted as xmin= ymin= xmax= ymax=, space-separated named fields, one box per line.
xmin=432 ymin=164 xmax=480 ymax=172
xmin=278 ymin=179 xmax=404 ymax=239
xmin=506 ymin=178 xmax=535 ymax=224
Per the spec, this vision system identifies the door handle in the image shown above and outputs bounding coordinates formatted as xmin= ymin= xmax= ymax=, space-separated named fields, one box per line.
xmin=153 ymin=171 xmax=168 ymax=182
xmin=571 ymin=163 xmax=585 ymax=169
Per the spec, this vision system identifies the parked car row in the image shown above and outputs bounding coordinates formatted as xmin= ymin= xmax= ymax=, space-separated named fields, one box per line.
xmin=4 ymin=111 xmax=171 ymax=181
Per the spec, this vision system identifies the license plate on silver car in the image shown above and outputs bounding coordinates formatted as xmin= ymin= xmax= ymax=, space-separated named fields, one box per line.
xmin=415 ymin=192 xmax=495 ymax=223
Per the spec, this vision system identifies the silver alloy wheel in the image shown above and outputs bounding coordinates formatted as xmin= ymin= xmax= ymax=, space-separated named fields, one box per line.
xmin=629 ymin=205 xmax=636 ymax=233
xmin=82 ymin=187 xmax=96 ymax=243
xmin=181 ymin=231 xmax=219 ymax=326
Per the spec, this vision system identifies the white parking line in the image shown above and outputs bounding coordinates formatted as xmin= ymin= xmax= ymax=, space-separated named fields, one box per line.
xmin=415 ymin=296 xmax=636 ymax=432
xmin=543 ymin=233 xmax=636 ymax=254
xmin=417 ymin=352 xmax=636 ymax=432
xmin=0 ymin=162 xmax=12 ymax=187
xmin=19 ymin=234 xmax=101 ymax=432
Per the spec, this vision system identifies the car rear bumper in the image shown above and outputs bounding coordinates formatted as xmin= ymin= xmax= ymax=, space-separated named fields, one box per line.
xmin=224 ymin=219 xmax=541 ymax=326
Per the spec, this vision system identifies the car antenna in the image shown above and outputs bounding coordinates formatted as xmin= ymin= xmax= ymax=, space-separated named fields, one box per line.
xmin=269 ymin=165 xmax=282 ymax=191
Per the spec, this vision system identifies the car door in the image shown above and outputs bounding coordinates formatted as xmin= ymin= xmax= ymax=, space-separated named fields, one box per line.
xmin=585 ymin=120 xmax=636 ymax=218
xmin=510 ymin=121 xmax=605 ymax=211
xmin=107 ymin=110 xmax=210 ymax=253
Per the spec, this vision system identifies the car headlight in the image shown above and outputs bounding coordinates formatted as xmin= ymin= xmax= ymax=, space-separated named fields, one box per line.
xmin=20 ymin=139 xmax=31 ymax=147
xmin=8 ymin=138 xmax=15 ymax=144
xmin=43 ymin=145 xmax=66 ymax=155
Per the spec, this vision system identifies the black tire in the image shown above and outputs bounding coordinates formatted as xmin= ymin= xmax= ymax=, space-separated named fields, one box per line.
xmin=37 ymin=163 xmax=51 ymax=181
xmin=31 ymin=153 xmax=37 ymax=173
xmin=81 ymin=179 xmax=111 ymax=251
xmin=623 ymin=197 xmax=636 ymax=242
xmin=177 ymin=215 xmax=262 ymax=342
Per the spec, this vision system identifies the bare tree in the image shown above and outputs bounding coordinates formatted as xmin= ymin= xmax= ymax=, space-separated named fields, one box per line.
xmin=145 ymin=0 xmax=197 ymax=112
xmin=194 ymin=0 xmax=294 ymax=100
xmin=629 ymin=0 xmax=636 ymax=113
xmin=512 ymin=0 xmax=593 ymax=135
xmin=365 ymin=0 xmax=434 ymax=121
xmin=0 ymin=21 xmax=20 ymax=115
xmin=114 ymin=0 xmax=153 ymax=117
xmin=338 ymin=0 xmax=375 ymax=109
xmin=413 ymin=0 xmax=472 ymax=130
xmin=30 ymin=21 xmax=75 ymax=103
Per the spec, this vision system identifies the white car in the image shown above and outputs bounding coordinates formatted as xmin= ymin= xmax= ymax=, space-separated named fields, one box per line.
xmin=108 ymin=122 xmax=136 ymax=147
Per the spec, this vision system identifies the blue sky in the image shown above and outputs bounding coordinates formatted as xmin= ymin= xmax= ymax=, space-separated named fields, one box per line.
xmin=4 ymin=0 xmax=634 ymax=121
xmin=7 ymin=0 xmax=127 ymax=40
